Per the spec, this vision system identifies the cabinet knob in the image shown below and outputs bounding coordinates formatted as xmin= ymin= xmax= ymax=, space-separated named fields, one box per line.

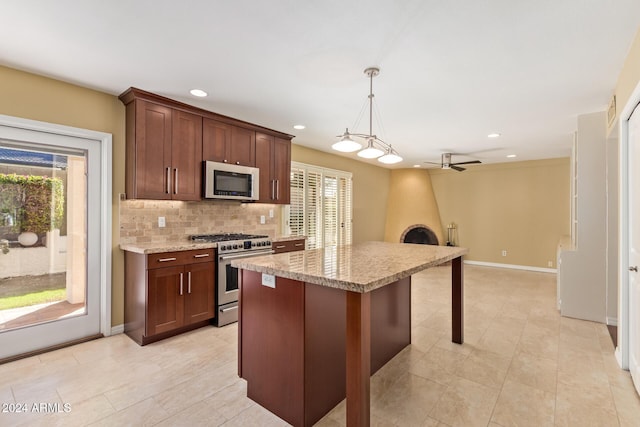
xmin=236 ymin=161 xmax=240 ymax=165
xmin=630 ymin=266 xmax=638 ymax=272
xmin=223 ymin=159 xmax=228 ymax=163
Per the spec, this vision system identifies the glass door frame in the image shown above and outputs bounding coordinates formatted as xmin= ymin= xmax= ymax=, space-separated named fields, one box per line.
xmin=0 ymin=114 xmax=112 ymax=358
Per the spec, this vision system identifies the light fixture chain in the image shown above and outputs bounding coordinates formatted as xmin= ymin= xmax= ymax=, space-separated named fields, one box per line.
xmin=350 ymin=97 xmax=368 ymax=134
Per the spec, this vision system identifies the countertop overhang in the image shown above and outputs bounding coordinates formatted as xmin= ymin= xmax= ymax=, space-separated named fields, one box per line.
xmin=232 ymin=241 xmax=468 ymax=293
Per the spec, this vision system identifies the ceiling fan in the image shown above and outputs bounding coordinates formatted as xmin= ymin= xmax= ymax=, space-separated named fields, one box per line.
xmin=425 ymin=153 xmax=482 ymax=172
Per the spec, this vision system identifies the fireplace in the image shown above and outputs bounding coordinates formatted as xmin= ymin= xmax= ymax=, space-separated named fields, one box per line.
xmin=400 ymin=224 xmax=439 ymax=246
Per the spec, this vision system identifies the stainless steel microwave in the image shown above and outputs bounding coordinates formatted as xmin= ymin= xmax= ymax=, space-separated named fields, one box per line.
xmin=203 ymin=161 xmax=259 ymax=201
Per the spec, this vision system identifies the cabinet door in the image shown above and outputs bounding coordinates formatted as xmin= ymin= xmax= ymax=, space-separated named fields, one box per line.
xmin=230 ymin=126 xmax=256 ymax=166
xmin=203 ymin=118 xmax=231 ymax=163
xmin=255 ymin=132 xmax=274 ymax=203
xmin=171 ymin=110 xmax=202 ymax=201
xmin=147 ymin=266 xmax=185 ymax=336
xmin=273 ymin=137 xmax=291 ymax=204
xmin=184 ymin=262 xmax=215 ymax=324
xmin=133 ymin=100 xmax=172 ymax=199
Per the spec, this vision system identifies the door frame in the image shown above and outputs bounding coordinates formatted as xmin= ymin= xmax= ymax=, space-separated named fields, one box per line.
xmin=0 ymin=114 xmax=112 ymax=337
xmin=617 ymin=81 xmax=640 ymax=370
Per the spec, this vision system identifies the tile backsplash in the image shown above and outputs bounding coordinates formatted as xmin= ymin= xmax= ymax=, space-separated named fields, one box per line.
xmin=119 ymin=199 xmax=281 ymax=245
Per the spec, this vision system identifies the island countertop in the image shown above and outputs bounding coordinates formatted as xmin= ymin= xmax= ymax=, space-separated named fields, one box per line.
xmin=232 ymin=241 xmax=468 ymax=293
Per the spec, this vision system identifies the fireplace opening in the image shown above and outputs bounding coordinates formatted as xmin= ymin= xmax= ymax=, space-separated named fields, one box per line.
xmin=401 ymin=226 xmax=439 ymax=246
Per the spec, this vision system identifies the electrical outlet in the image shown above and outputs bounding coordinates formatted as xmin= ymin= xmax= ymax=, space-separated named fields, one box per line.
xmin=260 ymin=215 xmax=266 ymax=224
xmin=269 ymin=209 xmax=274 ymax=218
xmin=548 ymin=261 xmax=553 ymax=267
xmin=158 ymin=217 xmax=166 ymax=228
xmin=501 ymin=250 xmax=507 ymax=257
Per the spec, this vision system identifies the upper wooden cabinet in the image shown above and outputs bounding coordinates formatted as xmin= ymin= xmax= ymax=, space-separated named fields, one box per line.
xmin=120 ymin=87 xmax=294 ymax=202
xmin=256 ymin=133 xmax=291 ymax=204
xmin=203 ymin=118 xmax=256 ymax=167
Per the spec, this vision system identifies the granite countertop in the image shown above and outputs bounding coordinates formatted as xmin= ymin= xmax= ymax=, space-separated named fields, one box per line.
xmin=272 ymin=235 xmax=306 ymax=242
xmin=231 ymin=241 xmax=468 ymax=293
xmin=121 ymin=235 xmax=308 ymax=254
xmin=120 ymin=241 xmax=218 ymax=254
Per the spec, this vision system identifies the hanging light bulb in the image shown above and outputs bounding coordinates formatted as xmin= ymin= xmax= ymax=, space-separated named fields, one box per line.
xmin=357 ymin=138 xmax=384 ymax=158
xmin=331 ymin=128 xmax=362 ymax=152
xmin=378 ymin=148 xmax=403 ymax=164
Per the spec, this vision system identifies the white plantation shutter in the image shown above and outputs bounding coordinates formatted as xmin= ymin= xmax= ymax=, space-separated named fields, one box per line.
xmin=323 ymin=175 xmax=338 ymax=246
xmin=286 ymin=162 xmax=352 ymax=249
xmin=338 ymin=176 xmax=352 ymax=246
xmin=288 ymin=167 xmax=304 ymax=236
xmin=306 ymin=169 xmax=323 ymax=249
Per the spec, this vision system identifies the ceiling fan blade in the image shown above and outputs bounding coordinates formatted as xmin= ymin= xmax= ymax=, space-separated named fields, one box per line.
xmin=451 ymin=165 xmax=466 ymax=172
xmin=423 ymin=161 xmax=441 ymax=165
xmin=451 ymin=160 xmax=482 ymax=166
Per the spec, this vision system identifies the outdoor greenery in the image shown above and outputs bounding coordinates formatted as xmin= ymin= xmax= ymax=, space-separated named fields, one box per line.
xmin=0 ymin=288 xmax=66 ymax=310
xmin=0 ymin=173 xmax=64 ymax=234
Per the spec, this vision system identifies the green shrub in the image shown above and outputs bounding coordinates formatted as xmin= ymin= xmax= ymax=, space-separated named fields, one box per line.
xmin=0 ymin=173 xmax=64 ymax=234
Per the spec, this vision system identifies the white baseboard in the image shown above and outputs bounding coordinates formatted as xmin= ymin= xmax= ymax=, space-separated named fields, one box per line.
xmin=607 ymin=317 xmax=618 ymax=326
xmin=110 ymin=324 xmax=124 ymax=335
xmin=464 ymin=260 xmax=557 ymax=274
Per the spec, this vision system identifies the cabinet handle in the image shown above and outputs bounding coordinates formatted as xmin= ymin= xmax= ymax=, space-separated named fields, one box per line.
xmin=275 ymin=179 xmax=279 ymax=200
xmin=271 ymin=180 xmax=276 ymax=200
xmin=188 ymin=271 xmax=192 ymax=294
xmin=174 ymin=168 xmax=178 ymax=194
xmin=179 ymin=272 xmax=184 ymax=295
xmin=275 ymin=245 xmax=286 ymax=249
xmin=166 ymin=167 xmax=171 ymax=194
xmin=294 ymin=243 xmax=304 ymax=247
xmin=157 ymin=257 xmax=177 ymax=262
xmin=193 ymin=253 xmax=210 ymax=258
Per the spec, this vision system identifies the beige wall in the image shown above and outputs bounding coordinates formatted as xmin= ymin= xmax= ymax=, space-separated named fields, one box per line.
xmin=0 ymin=65 xmax=127 ymax=327
xmin=429 ymin=158 xmax=570 ymax=268
xmin=291 ymin=144 xmax=390 ymax=243
xmin=384 ymin=169 xmax=444 ymax=245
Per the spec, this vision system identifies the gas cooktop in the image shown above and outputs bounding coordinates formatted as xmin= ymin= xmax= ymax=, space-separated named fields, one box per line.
xmin=190 ymin=233 xmax=268 ymax=243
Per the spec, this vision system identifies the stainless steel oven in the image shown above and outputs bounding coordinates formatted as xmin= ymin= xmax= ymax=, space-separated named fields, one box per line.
xmin=190 ymin=233 xmax=272 ymax=327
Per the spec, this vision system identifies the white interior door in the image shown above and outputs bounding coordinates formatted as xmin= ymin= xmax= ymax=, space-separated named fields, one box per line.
xmin=628 ymin=102 xmax=640 ymax=395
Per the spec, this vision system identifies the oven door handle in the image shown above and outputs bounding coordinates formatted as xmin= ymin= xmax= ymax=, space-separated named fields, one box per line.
xmin=219 ymin=250 xmax=274 ymax=261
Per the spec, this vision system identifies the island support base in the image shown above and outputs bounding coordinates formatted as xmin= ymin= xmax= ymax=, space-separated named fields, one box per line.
xmin=239 ymin=273 xmax=411 ymax=427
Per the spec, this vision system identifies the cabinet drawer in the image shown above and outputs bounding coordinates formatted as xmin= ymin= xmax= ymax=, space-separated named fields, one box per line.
xmin=273 ymin=239 xmax=306 ymax=254
xmin=148 ymin=249 xmax=214 ymax=268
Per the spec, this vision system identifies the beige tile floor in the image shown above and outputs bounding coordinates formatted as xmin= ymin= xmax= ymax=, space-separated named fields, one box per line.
xmin=1 ymin=265 xmax=639 ymax=426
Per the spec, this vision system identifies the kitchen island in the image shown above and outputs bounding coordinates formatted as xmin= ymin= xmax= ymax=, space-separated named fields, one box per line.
xmin=232 ymin=241 xmax=468 ymax=427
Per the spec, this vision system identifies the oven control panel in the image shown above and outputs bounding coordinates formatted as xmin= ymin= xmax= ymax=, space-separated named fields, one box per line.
xmin=218 ymin=238 xmax=272 ymax=254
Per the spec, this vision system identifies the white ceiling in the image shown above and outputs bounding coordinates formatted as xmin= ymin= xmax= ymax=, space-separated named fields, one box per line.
xmin=1 ymin=1 xmax=639 ymax=168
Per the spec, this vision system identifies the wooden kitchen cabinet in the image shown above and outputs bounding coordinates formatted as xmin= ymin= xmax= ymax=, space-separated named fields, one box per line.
xmin=125 ymin=248 xmax=215 ymax=345
xmin=122 ymin=97 xmax=202 ymax=201
xmin=256 ymin=132 xmax=291 ymax=204
xmin=272 ymin=238 xmax=306 ymax=254
xmin=203 ymin=118 xmax=256 ymax=167
xmin=120 ymin=87 xmax=294 ymax=202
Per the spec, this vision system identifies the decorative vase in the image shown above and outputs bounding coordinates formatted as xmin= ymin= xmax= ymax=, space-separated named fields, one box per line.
xmin=18 ymin=231 xmax=38 ymax=247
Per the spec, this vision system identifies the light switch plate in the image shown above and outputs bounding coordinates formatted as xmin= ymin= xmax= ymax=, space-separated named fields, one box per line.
xmin=260 ymin=215 xmax=266 ymax=224
xmin=158 ymin=217 xmax=166 ymax=228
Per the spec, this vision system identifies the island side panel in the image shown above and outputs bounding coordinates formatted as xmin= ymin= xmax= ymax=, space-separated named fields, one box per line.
xmin=370 ymin=276 xmax=411 ymax=374
xmin=452 ymin=256 xmax=464 ymax=344
xmin=304 ymin=283 xmax=347 ymax=426
xmin=346 ymin=291 xmax=371 ymax=427
xmin=240 ymin=270 xmax=305 ymax=427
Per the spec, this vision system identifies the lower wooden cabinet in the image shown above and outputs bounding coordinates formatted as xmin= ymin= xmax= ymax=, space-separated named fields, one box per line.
xmin=125 ymin=248 xmax=215 ymax=345
xmin=272 ymin=238 xmax=306 ymax=254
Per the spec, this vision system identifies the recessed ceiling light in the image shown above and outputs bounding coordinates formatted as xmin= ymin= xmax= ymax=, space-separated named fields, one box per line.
xmin=413 ymin=164 xmax=421 ymax=168
xmin=190 ymin=89 xmax=208 ymax=97
xmin=488 ymin=133 xmax=501 ymax=138
xmin=293 ymin=125 xmax=306 ymax=130
xmin=507 ymin=154 xmax=517 ymax=158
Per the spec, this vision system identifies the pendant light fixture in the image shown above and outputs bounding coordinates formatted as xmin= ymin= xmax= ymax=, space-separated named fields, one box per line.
xmin=333 ymin=67 xmax=403 ymax=164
